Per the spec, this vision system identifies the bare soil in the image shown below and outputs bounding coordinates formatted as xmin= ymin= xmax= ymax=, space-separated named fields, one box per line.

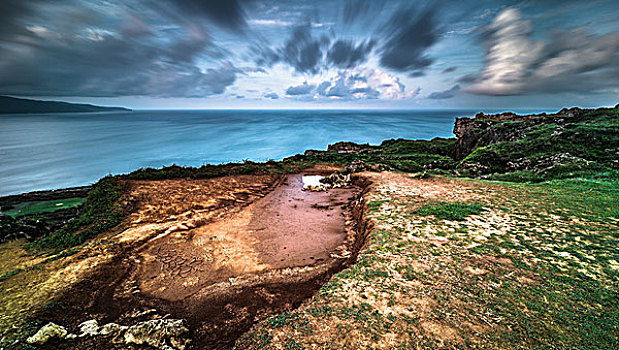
xmin=30 ymin=171 xmax=362 ymax=349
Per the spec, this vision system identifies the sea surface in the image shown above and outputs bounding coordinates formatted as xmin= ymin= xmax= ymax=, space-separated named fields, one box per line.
xmin=0 ymin=109 xmax=543 ymax=196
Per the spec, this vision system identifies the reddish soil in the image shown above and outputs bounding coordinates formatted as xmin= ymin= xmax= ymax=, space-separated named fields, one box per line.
xmin=33 ymin=171 xmax=363 ymax=350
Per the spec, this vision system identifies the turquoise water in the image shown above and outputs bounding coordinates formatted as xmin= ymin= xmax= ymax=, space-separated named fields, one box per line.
xmin=0 ymin=109 xmax=535 ymax=196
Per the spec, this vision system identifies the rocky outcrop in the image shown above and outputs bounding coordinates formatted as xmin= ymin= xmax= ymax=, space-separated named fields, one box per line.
xmin=453 ymin=111 xmax=538 ymax=160
xmin=327 ymin=141 xmax=366 ymax=153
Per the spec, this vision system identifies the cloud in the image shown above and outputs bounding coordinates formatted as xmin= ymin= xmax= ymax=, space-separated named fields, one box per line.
xmin=428 ymin=85 xmax=460 ymax=99
xmin=264 ymin=92 xmax=279 ymax=99
xmin=286 ymin=82 xmax=316 ymax=96
xmin=0 ymin=3 xmax=239 ymax=97
xmin=157 ymin=0 xmax=250 ymax=32
xmin=442 ymin=67 xmax=457 ymax=73
xmin=327 ymin=39 xmax=375 ymax=69
xmin=285 ymin=69 xmax=419 ymax=101
xmin=254 ymin=24 xmax=377 ymax=73
xmin=255 ymin=25 xmax=329 ymax=74
xmin=466 ymin=7 xmax=619 ymax=95
xmin=378 ymin=6 xmax=440 ymax=74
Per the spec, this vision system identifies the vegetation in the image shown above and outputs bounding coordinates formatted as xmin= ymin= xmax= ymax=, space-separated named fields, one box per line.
xmin=2 ymin=198 xmax=85 ymax=218
xmin=459 ymin=107 xmax=619 ymax=181
xmin=239 ymin=172 xmax=619 ymax=349
xmin=26 ymin=177 xmax=125 ymax=250
xmin=413 ymin=201 xmax=484 ymax=221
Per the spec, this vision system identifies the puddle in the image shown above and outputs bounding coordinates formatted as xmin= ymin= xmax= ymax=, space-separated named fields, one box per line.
xmin=302 ymin=175 xmax=325 ymax=191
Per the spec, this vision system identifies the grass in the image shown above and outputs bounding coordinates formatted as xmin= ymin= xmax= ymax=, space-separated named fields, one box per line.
xmin=237 ymin=172 xmax=619 ymax=349
xmin=413 ymin=201 xmax=484 ymax=221
xmin=2 ymin=198 xmax=86 ymax=218
xmin=27 ymin=177 xmax=125 ymax=251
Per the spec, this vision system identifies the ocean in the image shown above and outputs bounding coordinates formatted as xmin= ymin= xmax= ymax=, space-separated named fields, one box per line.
xmin=0 ymin=109 xmax=540 ymax=196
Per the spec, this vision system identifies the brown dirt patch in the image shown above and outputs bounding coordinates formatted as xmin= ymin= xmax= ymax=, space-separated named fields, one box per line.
xmin=23 ymin=172 xmax=362 ymax=349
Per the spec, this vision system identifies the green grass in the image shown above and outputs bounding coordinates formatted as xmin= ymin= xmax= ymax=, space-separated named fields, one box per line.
xmin=2 ymin=198 xmax=86 ymax=218
xmin=27 ymin=177 xmax=125 ymax=251
xmin=413 ymin=201 xmax=484 ymax=221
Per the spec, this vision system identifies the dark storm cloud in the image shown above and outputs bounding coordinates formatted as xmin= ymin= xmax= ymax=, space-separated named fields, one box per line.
xmin=0 ymin=1 xmax=32 ymax=37
xmin=327 ymin=39 xmax=375 ymax=69
xmin=255 ymin=25 xmax=330 ymax=73
xmin=428 ymin=85 xmax=460 ymax=99
xmin=0 ymin=1 xmax=239 ymax=97
xmin=157 ymin=0 xmax=250 ymax=32
xmin=255 ymin=24 xmax=378 ymax=73
xmin=467 ymin=7 xmax=619 ymax=95
xmin=378 ymin=6 xmax=440 ymax=74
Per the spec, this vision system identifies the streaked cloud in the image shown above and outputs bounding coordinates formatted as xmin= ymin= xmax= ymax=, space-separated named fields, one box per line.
xmin=465 ymin=7 xmax=619 ymax=96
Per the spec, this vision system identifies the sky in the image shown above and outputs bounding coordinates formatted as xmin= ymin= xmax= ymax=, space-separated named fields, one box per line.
xmin=0 ymin=0 xmax=617 ymax=110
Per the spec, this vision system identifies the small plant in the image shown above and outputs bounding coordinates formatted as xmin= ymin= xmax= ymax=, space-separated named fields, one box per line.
xmin=413 ymin=201 xmax=484 ymax=221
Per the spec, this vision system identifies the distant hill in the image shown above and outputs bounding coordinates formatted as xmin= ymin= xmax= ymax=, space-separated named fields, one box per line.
xmin=0 ymin=96 xmax=130 ymax=114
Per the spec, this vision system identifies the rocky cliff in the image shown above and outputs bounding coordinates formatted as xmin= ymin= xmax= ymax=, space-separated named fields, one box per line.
xmin=452 ymin=104 xmax=619 ymax=181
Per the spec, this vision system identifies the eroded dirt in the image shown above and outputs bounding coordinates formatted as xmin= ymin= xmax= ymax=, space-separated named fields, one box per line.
xmin=26 ymin=171 xmax=362 ymax=349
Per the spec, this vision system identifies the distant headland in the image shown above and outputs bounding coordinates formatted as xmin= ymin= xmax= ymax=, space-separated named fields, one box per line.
xmin=0 ymin=96 xmax=130 ymax=114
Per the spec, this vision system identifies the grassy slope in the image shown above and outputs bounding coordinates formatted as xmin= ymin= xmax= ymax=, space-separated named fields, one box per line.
xmin=237 ymin=173 xmax=618 ymax=349
xmin=460 ymin=107 xmax=619 ymax=181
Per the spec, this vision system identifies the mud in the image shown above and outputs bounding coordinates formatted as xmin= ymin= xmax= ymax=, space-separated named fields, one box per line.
xmin=32 ymin=171 xmax=366 ymax=349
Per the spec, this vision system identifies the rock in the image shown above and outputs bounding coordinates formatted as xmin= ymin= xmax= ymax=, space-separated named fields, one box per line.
xmin=124 ymin=319 xmax=190 ymax=350
xmin=78 ymin=319 xmax=100 ymax=337
xmin=320 ymin=172 xmax=351 ymax=188
xmin=99 ymin=322 xmax=128 ymax=336
xmin=345 ymin=160 xmax=367 ymax=173
xmin=327 ymin=141 xmax=363 ymax=153
xmin=76 ymin=319 xmax=128 ymax=338
xmin=27 ymin=322 xmax=69 ymax=344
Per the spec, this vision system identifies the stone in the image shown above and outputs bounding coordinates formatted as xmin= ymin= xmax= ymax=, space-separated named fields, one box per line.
xmin=99 ymin=322 xmax=128 ymax=336
xmin=124 ymin=319 xmax=190 ymax=350
xmin=78 ymin=319 xmax=100 ymax=337
xmin=26 ymin=322 xmax=68 ymax=344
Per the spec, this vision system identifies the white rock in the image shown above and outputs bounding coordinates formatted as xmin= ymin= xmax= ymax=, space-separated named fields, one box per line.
xmin=99 ymin=323 xmax=128 ymax=336
xmin=78 ymin=319 xmax=100 ymax=337
xmin=27 ymin=322 xmax=68 ymax=344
